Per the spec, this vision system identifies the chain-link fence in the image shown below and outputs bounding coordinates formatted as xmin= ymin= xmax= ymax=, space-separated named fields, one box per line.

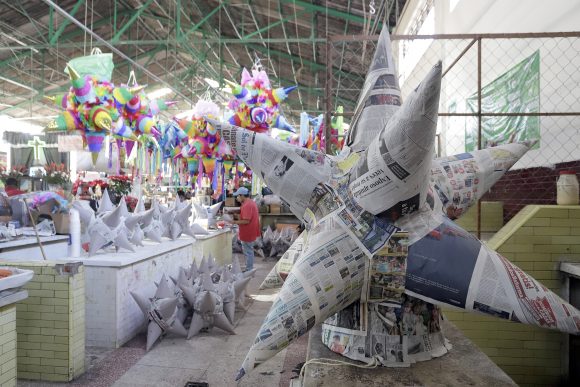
xmin=326 ymin=32 xmax=580 ymax=228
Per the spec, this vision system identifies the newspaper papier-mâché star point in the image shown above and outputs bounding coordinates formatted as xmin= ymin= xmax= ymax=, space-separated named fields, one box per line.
xmin=212 ymin=26 xmax=580 ymax=381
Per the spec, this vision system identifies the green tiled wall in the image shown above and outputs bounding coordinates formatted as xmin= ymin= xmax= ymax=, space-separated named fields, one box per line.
xmin=0 ymin=304 xmax=17 ymax=387
xmin=2 ymin=262 xmax=85 ymax=382
xmin=455 ymin=201 xmax=504 ymax=232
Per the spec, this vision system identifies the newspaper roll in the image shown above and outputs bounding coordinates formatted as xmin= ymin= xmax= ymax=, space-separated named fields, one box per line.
xmin=344 ymin=26 xmax=401 ymax=153
xmin=348 ymin=62 xmax=442 ymax=217
xmin=405 ymin=217 xmax=580 ymax=334
xmin=260 ymin=230 xmax=308 ymax=289
xmin=237 ymin=221 xmax=367 ymax=380
xmin=212 ymin=120 xmax=331 ymax=222
xmin=430 ymin=142 xmax=531 ymax=219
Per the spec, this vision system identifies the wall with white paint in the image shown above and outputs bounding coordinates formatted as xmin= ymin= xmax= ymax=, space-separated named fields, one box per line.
xmin=393 ymin=0 xmax=580 ymax=168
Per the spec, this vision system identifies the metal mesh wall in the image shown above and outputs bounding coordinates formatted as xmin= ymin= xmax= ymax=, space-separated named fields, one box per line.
xmin=326 ymin=32 xmax=580 ymax=224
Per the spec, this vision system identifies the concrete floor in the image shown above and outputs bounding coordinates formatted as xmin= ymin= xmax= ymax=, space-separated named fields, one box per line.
xmin=18 ymin=256 xmax=307 ymax=387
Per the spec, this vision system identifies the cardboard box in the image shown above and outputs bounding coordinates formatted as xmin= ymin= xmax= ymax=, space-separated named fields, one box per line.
xmin=269 ymin=204 xmax=281 ymax=214
xmin=276 ymin=223 xmax=300 ymax=233
xmin=52 ymin=213 xmax=70 ymax=234
xmin=225 ymin=197 xmax=236 ymax=207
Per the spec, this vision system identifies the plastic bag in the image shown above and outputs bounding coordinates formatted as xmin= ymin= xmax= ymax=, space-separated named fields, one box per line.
xmin=65 ymin=48 xmax=114 ymax=82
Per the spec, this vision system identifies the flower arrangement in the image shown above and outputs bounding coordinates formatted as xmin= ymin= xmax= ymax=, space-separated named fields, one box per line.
xmin=72 ymin=179 xmax=109 ymax=196
xmin=89 ymin=179 xmax=108 ymax=189
xmin=108 ymin=175 xmax=132 ymax=197
xmin=125 ymin=196 xmax=138 ymax=212
xmin=0 ymin=165 xmax=29 ymax=183
xmin=44 ymin=163 xmax=70 ymax=186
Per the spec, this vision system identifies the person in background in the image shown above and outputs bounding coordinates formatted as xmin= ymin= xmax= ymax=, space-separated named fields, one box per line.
xmin=4 ymin=178 xmax=25 ymax=197
xmin=177 ymin=189 xmax=186 ymax=202
xmin=230 ymin=187 xmax=260 ymax=271
xmin=226 ymin=179 xmax=235 ymax=196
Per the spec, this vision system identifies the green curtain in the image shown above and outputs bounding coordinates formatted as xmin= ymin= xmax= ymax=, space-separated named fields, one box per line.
xmin=465 ymin=50 xmax=540 ymax=151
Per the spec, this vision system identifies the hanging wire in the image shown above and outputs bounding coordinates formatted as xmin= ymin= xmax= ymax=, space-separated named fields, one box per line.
xmin=83 ymin=0 xmax=88 ymax=55
xmin=252 ymin=54 xmax=263 ymax=72
xmin=90 ymin=0 xmax=94 ymax=50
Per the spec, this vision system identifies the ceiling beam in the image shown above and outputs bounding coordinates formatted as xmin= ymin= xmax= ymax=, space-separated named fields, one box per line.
xmin=278 ymin=0 xmax=383 ymax=29
xmin=49 ymin=0 xmax=86 ymax=44
xmin=111 ymin=0 xmax=156 ymax=43
xmin=247 ymin=43 xmax=363 ymax=81
xmin=241 ymin=10 xmax=310 ymax=40
xmin=4 ymin=3 xmax=50 ymax=43
xmin=183 ymin=2 xmax=226 ymax=39
xmin=0 ymin=36 xmax=328 ymax=50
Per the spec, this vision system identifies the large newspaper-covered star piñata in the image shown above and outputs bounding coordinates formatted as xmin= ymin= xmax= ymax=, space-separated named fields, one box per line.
xmin=209 ymin=26 xmax=580 ymax=381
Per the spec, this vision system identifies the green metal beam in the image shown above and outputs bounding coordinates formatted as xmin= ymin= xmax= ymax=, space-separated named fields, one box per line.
xmin=0 ymin=38 xmax=328 ymax=52
xmin=62 ymin=10 xmax=132 ymax=42
xmin=247 ymin=43 xmax=362 ymax=81
xmin=176 ymin=0 xmax=181 ymax=40
xmin=178 ymin=1 xmax=238 ymax=85
xmin=279 ymin=0 xmax=383 ymax=29
xmin=49 ymin=5 xmax=54 ymax=41
xmin=111 ymin=0 xmax=156 ymax=43
xmin=241 ymin=10 xmax=310 ymax=40
xmin=49 ymin=0 xmax=85 ymax=45
xmin=120 ymin=45 xmax=167 ymax=77
xmin=183 ymin=3 xmax=225 ymax=39
xmin=5 ymin=3 xmax=50 ymax=43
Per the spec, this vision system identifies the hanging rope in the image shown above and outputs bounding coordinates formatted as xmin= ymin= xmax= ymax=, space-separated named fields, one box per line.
xmin=83 ymin=0 xmax=88 ymax=55
xmin=299 ymin=356 xmax=380 ymax=382
xmin=127 ymin=70 xmax=138 ymax=87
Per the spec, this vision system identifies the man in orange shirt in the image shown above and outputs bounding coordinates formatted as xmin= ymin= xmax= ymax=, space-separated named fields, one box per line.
xmin=230 ymin=187 xmax=261 ymax=271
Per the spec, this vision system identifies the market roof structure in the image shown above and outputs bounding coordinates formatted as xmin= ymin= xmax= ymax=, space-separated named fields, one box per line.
xmin=0 ymin=0 xmax=407 ymax=127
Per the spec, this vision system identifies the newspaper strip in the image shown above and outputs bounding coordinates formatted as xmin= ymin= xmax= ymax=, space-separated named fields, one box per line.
xmin=345 ymin=24 xmax=401 ymax=153
xmin=321 ymin=324 xmax=369 ymax=363
xmin=348 ymin=62 xmax=442 ymax=216
xmin=303 ymin=183 xmax=345 ymax=229
xmin=366 ymin=232 xmax=409 ymax=305
xmin=431 ymin=142 xmax=530 ymax=219
xmin=320 ymin=293 xmax=449 ymax=366
xmin=334 ymin=181 xmax=399 ymax=257
xmin=406 ymin=217 xmax=580 ymax=334
xmin=332 ymin=152 xmax=361 ymax=177
xmin=321 ymin=301 xmax=367 ymax=362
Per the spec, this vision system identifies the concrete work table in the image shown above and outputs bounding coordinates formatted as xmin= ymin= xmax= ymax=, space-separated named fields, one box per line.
xmin=77 ymin=230 xmax=232 ymax=348
xmin=301 ymin=320 xmax=516 ymax=386
xmin=0 ymin=235 xmax=69 ymax=261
